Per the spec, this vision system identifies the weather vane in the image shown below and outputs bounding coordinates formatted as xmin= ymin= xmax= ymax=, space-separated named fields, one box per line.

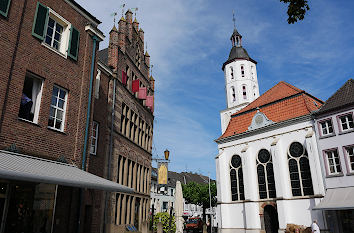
xmin=232 ymin=10 xmax=236 ymax=29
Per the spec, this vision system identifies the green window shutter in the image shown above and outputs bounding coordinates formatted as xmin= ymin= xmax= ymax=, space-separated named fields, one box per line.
xmin=32 ymin=2 xmax=48 ymax=40
xmin=0 ymin=0 xmax=11 ymax=17
xmin=68 ymin=26 xmax=80 ymax=61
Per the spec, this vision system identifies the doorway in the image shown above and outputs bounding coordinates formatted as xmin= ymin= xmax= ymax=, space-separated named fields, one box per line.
xmin=263 ymin=205 xmax=279 ymax=233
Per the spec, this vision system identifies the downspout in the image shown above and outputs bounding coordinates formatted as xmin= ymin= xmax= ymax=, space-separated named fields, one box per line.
xmin=77 ymin=35 xmax=98 ymax=233
xmin=103 ymin=73 xmax=117 ymax=233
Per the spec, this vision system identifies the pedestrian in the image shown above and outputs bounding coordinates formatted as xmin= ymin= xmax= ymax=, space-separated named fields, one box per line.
xmin=311 ymin=219 xmax=320 ymax=233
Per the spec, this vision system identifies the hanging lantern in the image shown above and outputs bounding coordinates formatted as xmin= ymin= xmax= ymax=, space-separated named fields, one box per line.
xmin=164 ymin=149 xmax=170 ymax=160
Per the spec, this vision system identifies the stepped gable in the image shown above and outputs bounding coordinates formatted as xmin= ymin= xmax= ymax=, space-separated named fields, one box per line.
xmin=220 ymin=81 xmax=323 ymax=139
xmin=315 ymin=79 xmax=354 ymax=115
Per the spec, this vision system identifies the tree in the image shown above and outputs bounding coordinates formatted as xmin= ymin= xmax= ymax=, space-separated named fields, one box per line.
xmin=280 ymin=0 xmax=310 ymax=24
xmin=151 ymin=212 xmax=176 ymax=233
xmin=182 ymin=181 xmax=217 ymax=222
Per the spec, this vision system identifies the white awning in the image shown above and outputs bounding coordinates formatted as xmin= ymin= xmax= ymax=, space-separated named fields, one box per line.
xmin=313 ymin=187 xmax=354 ymax=210
xmin=0 ymin=150 xmax=133 ymax=193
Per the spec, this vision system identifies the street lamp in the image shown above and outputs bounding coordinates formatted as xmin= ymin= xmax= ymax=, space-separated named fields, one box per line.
xmin=164 ymin=149 xmax=170 ymax=161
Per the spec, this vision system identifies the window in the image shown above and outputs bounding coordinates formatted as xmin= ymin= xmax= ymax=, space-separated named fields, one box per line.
xmin=231 ymin=87 xmax=236 ymax=102
xmin=242 ymin=85 xmax=247 ymax=100
xmin=32 ymin=2 xmax=79 ymax=60
xmin=324 ymin=149 xmax=341 ymax=175
xmin=18 ymin=73 xmax=43 ymax=123
xmin=230 ymin=155 xmax=245 ymax=201
xmin=0 ymin=0 xmax=11 ymax=17
xmin=257 ymin=149 xmax=276 ymax=199
xmin=162 ymin=202 xmax=168 ymax=211
xmin=240 ymin=65 xmax=245 ymax=77
xmin=90 ymin=121 xmax=99 ymax=155
xmin=48 ymin=86 xmax=67 ymax=131
xmin=230 ymin=67 xmax=234 ymax=80
xmin=339 ymin=114 xmax=354 ymax=132
xmin=319 ymin=119 xmax=334 ymax=136
xmin=251 ymin=66 xmax=254 ymax=79
xmin=94 ymin=69 xmax=101 ymax=99
xmin=288 ymin=142 xmax=314 ymax=196
xmin=344 ymin=146 xmax=354 ymax=173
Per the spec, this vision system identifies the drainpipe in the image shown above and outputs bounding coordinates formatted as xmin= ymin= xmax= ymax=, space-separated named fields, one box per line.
xmin=103 ymin=73 xmax=117 ymax=233
xmin=77 ymin=35 xmax=98 ymax=233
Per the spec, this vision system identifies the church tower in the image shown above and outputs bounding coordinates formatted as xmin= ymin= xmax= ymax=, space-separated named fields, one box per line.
xmin=220 ymin=20 xmax=260 ymax=133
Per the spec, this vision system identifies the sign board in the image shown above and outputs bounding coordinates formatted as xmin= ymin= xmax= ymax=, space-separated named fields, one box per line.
xmin=157 ymin=162 xmax=168 ymax=185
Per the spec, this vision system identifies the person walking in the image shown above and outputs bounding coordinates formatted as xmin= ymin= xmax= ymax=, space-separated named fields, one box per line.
xmin=311 ymin=220 xmax=320 ymax=233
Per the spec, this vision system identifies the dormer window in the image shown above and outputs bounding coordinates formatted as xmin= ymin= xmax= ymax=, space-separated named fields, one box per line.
xmin=241 ymin=65 xmax=245 ymax=77
xmin=242 ymin=85 xmax=247 ymax=99
xmin=230 ymin=67 xmax=234 ymax=79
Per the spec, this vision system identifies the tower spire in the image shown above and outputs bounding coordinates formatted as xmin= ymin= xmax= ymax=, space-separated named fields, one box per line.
xmin=232 ymin=10 xmax=236 ymax=30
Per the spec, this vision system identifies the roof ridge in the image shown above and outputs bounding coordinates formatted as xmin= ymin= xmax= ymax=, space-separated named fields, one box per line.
xmin=320 ymin=79 xmax=353 ymax=110
xmin=278 ymin=81 xmax=303 ymax=92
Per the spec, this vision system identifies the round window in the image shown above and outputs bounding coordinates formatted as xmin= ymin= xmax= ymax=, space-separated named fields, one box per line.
xmin=258 ymin=149 xmax=271 ymax=163
xmin=289 ymin=142 xmax=304 ymax=157
xmin=231 ymin=155 xmax=242 ymax=168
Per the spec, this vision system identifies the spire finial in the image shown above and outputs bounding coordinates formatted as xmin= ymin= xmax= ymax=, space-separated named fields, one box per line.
xmin=120 ymin=3 xmax=126 ymax=17
xmin=111 ymin=12 xmax=118 ymax=25
xmin=131 ymin=7 xmax=139 ymax=18
xmin=232 ymin=10 xmax=236 ymax=29
xmin=151 ymin=64 xmax=154 ymax=77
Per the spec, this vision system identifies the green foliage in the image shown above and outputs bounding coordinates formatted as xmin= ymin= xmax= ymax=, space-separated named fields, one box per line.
xmin=182 ymin=181 xmax=217 ymax=207
xmin=151 ymin=212 xmax=176 ymax=233
xmin=280 ymin=0 xmax=310 ymax=24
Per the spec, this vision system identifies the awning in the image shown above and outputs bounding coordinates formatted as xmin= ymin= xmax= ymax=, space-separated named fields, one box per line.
xmin=313 ymin=187 xmax=354 ymax=210
xmin=0 ymin=150 xmax=133 ymax=193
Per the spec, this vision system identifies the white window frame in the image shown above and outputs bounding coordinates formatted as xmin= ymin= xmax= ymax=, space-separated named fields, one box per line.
xmin=324 ymin=149 xmax=342 ymax=175
xmin=319 ymin=118 xmax=334 ymax=136
xmin=18 ymin=73 xmax=43 ymax=124
xmin=344 ymin=145 xmax=354 ymax=173
xmin=90 ymin=121 xmax=99 ymax=155
xmin=42 ymin=8 xmax=71 ymax=58
xmin=48 ymin=85 xmax=68 ymax=132
xmin=338 ymin=113 xmax=354 ymax=132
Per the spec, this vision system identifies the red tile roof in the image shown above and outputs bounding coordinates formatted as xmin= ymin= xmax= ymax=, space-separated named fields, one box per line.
xmin=219 ymin=81 xmax=323 ymax=139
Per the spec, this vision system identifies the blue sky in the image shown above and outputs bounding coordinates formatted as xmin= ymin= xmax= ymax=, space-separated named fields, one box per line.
xmin=76 ymin=0 xmax=354 ymax=179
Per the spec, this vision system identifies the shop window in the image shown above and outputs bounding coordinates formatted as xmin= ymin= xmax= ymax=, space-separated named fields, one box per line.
xmin=230 ymin=154 xmax=245 ymax=201
xmin=257 ymin=149 xmax=276 ymax=199
xmin=288 ymin=142 xmax=314 ymax=196
xmin=48 ymin=85 xmax=68 ymax=131
xmin=319 ymin=119 xmax=334 ymax=136
xmin=18 ymin=73 xmax=43 ymax=123
xmin=32 ymin=2 xmax=79 ymax=60
xmin=90 ymin=121 xmax=99 ymax=155
xmin=324 ymin=149 xmax=341 ymax=175
xmin=338 ymin=113 xmax=354 ymax=132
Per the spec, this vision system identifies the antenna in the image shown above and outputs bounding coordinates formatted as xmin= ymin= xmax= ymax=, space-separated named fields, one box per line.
xmin=232 ymin=10 xmax=236 ymax=29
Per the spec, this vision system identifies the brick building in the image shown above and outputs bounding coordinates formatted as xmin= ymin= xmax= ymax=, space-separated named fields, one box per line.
xmin=0 ymin=1 xmax=130 ymax=233
xmin=90 ymin=10 xmax=155 ymax=232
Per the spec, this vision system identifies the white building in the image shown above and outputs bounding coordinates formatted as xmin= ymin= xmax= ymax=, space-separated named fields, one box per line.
xmin=215 ymin=26 xmax=327 ymax=233
xmin=312 ymin=79 xmax=354 ymax=233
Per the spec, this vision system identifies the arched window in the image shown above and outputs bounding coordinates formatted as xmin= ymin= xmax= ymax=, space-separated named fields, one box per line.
xmin=242 ymin=85 xmax=247 ymax=100
xmin=230 ymin=155 xmax=245 ymax=201
xmin=231 ymin=87 xmax=236 ymax=102
xmin=288 ymin=142 xmax=314 ymax=196
xmin=230 ymin=67 xmax=234 ymax=79
xmin=257 ymin=149 xmax=276 ymax=199
xmin=253 ymin=85 xmax=256 ymax=97
xmin=240 ymin=65 xmax=245 ymax=77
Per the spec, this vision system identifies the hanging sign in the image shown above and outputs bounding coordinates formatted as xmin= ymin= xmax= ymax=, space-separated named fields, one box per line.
xmin=157 ymin=162 xmax=168 ymax=185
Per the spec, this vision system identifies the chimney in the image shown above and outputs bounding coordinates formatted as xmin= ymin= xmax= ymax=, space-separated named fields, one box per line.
xmin=125 ymin=10 xmax=133 ymax=41
xmin=133 ymin=18 xmax=139 ymax=31
xmin=139 ymin=28 xmax=144 ymax=42
xmin=118 ymin=17 xmax=126 ymax=53
xmin=108 ymin=25 xmax=119 ymax=70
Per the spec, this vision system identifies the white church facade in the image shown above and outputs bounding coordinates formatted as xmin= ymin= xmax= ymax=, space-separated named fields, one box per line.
xmin=215 ymin=25 xmax=327 ymax=232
